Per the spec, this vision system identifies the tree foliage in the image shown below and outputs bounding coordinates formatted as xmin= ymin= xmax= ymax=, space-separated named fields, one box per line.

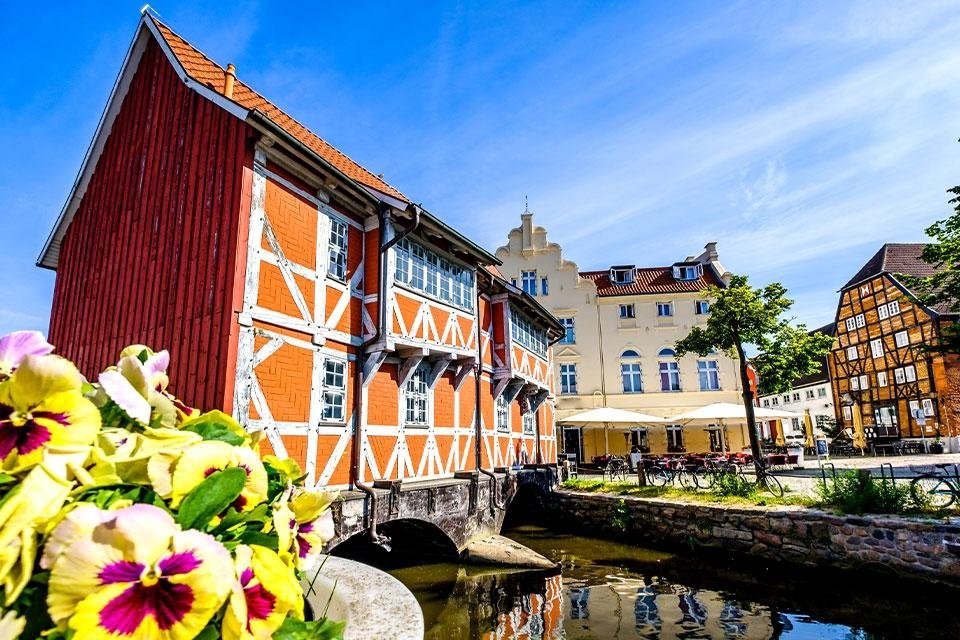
xmin=674 ymin=275 xmax=833 ymax=395
xmin=899 ymin=183 xmax=960 ymax=354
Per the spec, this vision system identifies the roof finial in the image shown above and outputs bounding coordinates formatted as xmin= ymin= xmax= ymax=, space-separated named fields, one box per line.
xmin=524 ymin=195 xmax=529 ymax=213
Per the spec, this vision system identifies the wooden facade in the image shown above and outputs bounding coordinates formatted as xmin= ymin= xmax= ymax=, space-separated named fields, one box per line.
xmin=829 ymin=270 xmax=959 ymax=442
xmin=41 ymin=13 xmax=561 ymax=490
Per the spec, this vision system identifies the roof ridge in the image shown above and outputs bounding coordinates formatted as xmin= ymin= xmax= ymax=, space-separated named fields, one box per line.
xmin=146 ymin=14 xmax=406 ymax=201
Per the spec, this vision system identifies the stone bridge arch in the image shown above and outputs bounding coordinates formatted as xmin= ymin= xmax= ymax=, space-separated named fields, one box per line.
xmin=326 ymin=467 xmax=559 ymax=555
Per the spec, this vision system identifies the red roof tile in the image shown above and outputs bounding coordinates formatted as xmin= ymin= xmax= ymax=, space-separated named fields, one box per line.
xmin=581 ymin=266 xmax=721 ymax=296
xmin=150 ymin=17 xmax=407 ymax=202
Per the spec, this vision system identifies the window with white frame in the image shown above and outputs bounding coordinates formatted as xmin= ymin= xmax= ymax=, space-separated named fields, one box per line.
xmin=560 ymin=363 xmax=578 ymax=395
xmin=905 ymin=365 xmax=916 ymax=382
xmin=888 ymin=300 xmax=900 ymax=315
xmin=850 ymin=376 xmax=860 ymax=390
xmin=394 ymin=237 xmax=474 ymax=312
xmin=922 ymin=398 xmax=935 ymax=417
xmin=658 ymin=348 xmax=681 ymax=391
xmin=846 ymin=346 xmax=858 ymax=360
xmin=909 ymin=400 xmax=920 ymax=419
xmin=403 ymin=363 xmax=430 ymax=426
xmin=855 ymin=313 xmax=866 ymax=328
xmin=772 ymin=397 xmax=779 ymax=405
xmin=782 ymin=394 xmax=790 ymax=403
xmin=559 ymin=317 xmax=575 ymax=344
xmin=540 ymin=277 xmax=549 ymax=296
xmin=657 ymin=302 xmax=673 ymax=317
xmin=522 ymin=411 xmax=536 ymax=435
xmin=870 ymin=339 xmax=883 ymax=358
xmin=818 ymin=387 xmax=827 ymax=397
xmin=698 ymin=360 xmax=720 ymax=391
xmin=763 ymin=399 xmax=770 ymax=407
xmin=495 ymin=394 xmax=510 ymax=432
xmin=695 ymin=300 xmax=710 ymax=315
xmin=895 ymin=331 xmax=909 ymax=348
xmin=877 ymin=371 xmax=888 ymax=387
xmin=320 ymin=357 xmax=346 ymax=421
xmin=666 ymin=426 xmax=684 ymax=450
xmin=842 ymin=406 xmax=853 ymax=421
xmin=521 ymin=270 xmax=537 ymax=296
xmin=621 ymin=350 xmax=643 ymax=393
xmin=878 ymin=304 xmax=889 ymax=320
xmin=328 ymin=218 xmax=348 ymax=281
xmin=673 ymin=264 xmax=702 ymax=280
xmin=845 ymin=317 xmax=856 ymax=332
xmin=610 ymin=267 xmax=635 ymax=284
xmin=619 ymin=304 xmax=636 ymax=319
xmin=510 ymin=306 xmax=548 ymax=358
xmin=859 ymin=374 xmax=869 ymax=389
xmin=792 ymin=392 xmax=800 ymax=401
xmin=894 ymin=367 xmax=906 ymax=384
xmin=806 ymin=389 xmax=815 ymax=400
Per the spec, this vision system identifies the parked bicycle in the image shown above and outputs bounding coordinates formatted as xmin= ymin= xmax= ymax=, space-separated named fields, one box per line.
xmin=697 ymin=458 xmax=784 ymax=497
xmin=692 ymin=457 xmax=740 ymax=490
xmin=909 ymin=464 xmax=960 ymax=509
xmin=646 ymin=458 xmax=698 ymax=489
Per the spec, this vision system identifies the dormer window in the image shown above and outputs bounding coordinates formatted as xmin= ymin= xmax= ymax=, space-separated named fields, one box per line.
xmin=672 ymin=263 xmax=702 ymax=281
xmin=610 ymin=265 xmax=635 ymax=285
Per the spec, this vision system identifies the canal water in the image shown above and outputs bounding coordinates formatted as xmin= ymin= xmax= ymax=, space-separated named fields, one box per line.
xmin=353 ymin=523 xmax=959 ymax=639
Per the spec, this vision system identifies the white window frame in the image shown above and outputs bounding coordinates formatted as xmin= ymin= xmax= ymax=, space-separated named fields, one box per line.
xmin=870 ymin=339 xmax=883 ymax=359
xmin=327 ymin=218 xmax=349 ymax=282
xmin=905 ymin=365 xmax=916 ymax=382
xmin=697 ymin=360 xmax=720 ymax=391
xmin=792 ymin=392 xmax=800 ymax=402
xmin=772 ymin=397 xmax=779 ymax=406
xmin=659 ymin=360 xmax=681 ymax=392
xmin=818 ymin=387 xmax=827 ymax=397
xmin=656 ymin=302 xmax=673 ymax=317
xmin=559 ymin=317 xmax=575 ymax=344
xmin=922 ymin=398 xmax=935 ymax=417
xmin=859 ymin=374 xmax=869 ymax=389
xmin=319 ymin=356 xmax=347 ymax=422
xmin=850 ymin=376 xmax=860 ymax=391
xmin=522 ymin=410 xmax=536 ymax=435
xmin=540 ymin=276 xmax=549 ymax=296
xmin=846 ymin=346 xmax=858 ymax=360
xmin=403 ymin=363 xmax=431 ymax=426
xmin=560 ymin=363 xmax=578 ymax=395
xmin=510 ymin=306 xmax=548 ymax=358
xmin=621 ymin=360 xmax=643 ymax=393
xmin=895 ymin=331 xmax=909 ymax=348
xmin=842 ymin=406 xmax=853 ymax=421
xmin=695 ymin=300 xmax=710 ymax=315
xmin=495 ymin=394 xmax=510 ymax=433
xmin=805 ymin=389 xmax=815 ymax=400
xmin=845 ymin=317 xmax=857 ymax=332
xmin=888 ymin=300 xmax=900 ymax=315
xmin=394 ymin=237 xmax=475 ymax=312
xmin=877 ymin=371 xmax=888 ymax=387
xmin=855 ymin=313 xmax=866 ymax=328
xmin=894 ymin=368 xmax=906 ymax=384
xmin=619 ymin=303 xmax=636 ymax=319
xmin=877 ymin=304 xmax=889 ymax=320
xmin=521 ymin=270 xmax=537 ymax=296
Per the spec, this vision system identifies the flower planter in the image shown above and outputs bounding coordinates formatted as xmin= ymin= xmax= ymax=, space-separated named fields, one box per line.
xmin=301 ymin=555 xmax=424 ymax=640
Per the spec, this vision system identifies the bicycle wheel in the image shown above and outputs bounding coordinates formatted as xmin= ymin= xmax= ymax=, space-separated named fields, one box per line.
xmin=678 ymin=470 xmax=696 ymax=489
xmin=648 ymin=467 xmax=670 ymax=487
xmin=693 ymin=468 xmax=714 ymax=489
xmin=911 ymin=475 xmax=956 ymax=509
xmin=760 ymin=473 xmax=784 ymax=498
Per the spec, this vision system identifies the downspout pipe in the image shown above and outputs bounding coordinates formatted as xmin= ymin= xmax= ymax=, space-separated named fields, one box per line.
xmin=475 ymin=283 xmax=507 ymax=510
xmin=351 ymin=202 xmax=421 ymax=546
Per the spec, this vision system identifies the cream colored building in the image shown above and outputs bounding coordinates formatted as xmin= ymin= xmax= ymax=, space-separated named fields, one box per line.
xmin=496 ymin=212 xmax=745 ymax=462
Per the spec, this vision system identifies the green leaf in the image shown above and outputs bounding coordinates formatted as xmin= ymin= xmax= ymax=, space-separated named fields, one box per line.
xmin=182 ymin=413 xmax=247 ymax=446
xmin=273 ymin=615 xmax=346 ymax=640
xmin=238 ymin=530 xmax=280 ymax=550
xmin=194 ymin=624 xmax=220 ymax=640
xmin=0 ymin=473 xmax=17 ymax=485
xmin=175 ymin=467 xmax=246 ymax=530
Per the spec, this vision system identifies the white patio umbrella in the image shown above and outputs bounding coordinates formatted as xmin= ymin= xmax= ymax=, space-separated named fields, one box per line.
xmin=670 ymin=402 xmax=802 ymax=453
xmin=558 ymin=407 xmax=665 ymax=456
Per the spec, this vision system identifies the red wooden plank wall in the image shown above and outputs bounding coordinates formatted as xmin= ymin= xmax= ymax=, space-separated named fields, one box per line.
xmin=48 ymin=39 xmax=252 ymax=413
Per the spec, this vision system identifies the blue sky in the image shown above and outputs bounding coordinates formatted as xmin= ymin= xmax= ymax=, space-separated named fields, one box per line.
xmin=2 ymin=1 xmax=959 ymax=337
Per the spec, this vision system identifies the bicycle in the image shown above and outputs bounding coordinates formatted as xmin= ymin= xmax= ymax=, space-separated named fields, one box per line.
xmin=692 ymin=458 xmax=740 ymax=490
xmin=909 ymin=464 xmax=960 ymax=509
xmin=701 ymin=459 xmax=784 ymax=497
xmin=647 ymin=458 xmax=697 ymax=489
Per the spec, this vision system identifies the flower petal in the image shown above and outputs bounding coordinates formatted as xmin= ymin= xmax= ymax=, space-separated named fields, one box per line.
xmin=0 ymin=331 xmax=53 ymax=378
xmin=3 ymin=355 xmax=81 ymax=410
xmin=98 ymin=370 xmax=151 ymax=425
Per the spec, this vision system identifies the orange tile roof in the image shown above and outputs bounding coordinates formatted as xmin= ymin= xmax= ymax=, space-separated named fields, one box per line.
xmin=150 ymin=17 xmax=407 ymax=202
xmin=580 ymin=266 xmax=721 ymax=296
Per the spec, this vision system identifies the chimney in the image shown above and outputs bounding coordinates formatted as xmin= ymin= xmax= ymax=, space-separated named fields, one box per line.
xmin=704 ymin=241 xmax=719 ymax=260
xmin=521 ymin=212 xmax=534 ymax=250
xmin=224 ymin=63 xmax=236 ymax=99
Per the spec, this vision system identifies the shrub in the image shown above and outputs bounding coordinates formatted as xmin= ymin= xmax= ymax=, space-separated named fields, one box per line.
xmin=817 ymin=470 xmax=915 ymax=514
xmin=711 ymin=472 xmax=756 ymax=498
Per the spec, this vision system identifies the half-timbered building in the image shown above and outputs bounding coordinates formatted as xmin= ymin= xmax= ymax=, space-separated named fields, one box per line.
xmin=829 ymin=244 xmax=960 ymax=449
xmin=39 ymin=11 xmax=562 ymax=490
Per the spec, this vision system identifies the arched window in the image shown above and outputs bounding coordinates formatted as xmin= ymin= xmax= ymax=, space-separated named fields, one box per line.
xmin=620 ymin=350 xmax=642 ymax=393
xmin=658 ymin=349 xmax=680 ymax=391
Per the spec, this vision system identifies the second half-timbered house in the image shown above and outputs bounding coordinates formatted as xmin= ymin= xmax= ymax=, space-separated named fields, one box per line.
xmin=829 ymin=244 xmax=960 ymax=448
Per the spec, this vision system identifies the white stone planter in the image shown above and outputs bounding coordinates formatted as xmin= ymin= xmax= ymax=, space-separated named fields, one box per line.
xmin=300 ymin=555 xmax=424 ymax=640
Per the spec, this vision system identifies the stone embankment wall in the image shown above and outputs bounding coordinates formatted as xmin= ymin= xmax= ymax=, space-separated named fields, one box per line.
xmin=548 ymin=491 xmax=960 ymax=584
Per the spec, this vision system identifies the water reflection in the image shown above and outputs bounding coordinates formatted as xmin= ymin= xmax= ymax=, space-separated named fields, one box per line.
xmin=379 ymin=524 xmax=958 ymax=639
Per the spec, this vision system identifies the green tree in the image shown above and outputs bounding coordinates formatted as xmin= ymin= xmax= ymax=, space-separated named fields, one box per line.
xmin=675 ymin=275 xmax=833 ymax=472
xmin=899 ymin=184 xmax=960 ymax=354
